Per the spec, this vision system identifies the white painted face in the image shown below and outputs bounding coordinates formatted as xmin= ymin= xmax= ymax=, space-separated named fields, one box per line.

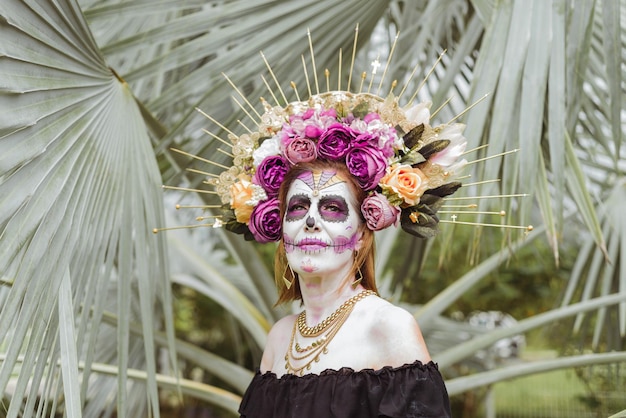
xmin=282 ymin=169 xmax=362 ymax=277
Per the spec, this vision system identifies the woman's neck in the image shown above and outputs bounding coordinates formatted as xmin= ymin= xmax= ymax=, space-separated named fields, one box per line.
xmin=297 ymin=265 xmax=364 ymax=326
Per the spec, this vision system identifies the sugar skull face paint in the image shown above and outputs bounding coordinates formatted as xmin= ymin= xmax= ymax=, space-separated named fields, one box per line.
xmin=283 ymin=169 xmax=362 ymax=277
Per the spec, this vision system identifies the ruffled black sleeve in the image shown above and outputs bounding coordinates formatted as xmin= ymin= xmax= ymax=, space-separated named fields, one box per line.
xmin=239 ymin=361 xmax=451 ymax=418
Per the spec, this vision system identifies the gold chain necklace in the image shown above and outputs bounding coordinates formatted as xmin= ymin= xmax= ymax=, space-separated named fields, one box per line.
xmin=285 ymin=290 xmax=376 ymax=376
xmin=297 ymin=290 xmax=376 ymax=337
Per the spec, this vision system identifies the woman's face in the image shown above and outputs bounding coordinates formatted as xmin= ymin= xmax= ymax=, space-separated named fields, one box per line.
xmin=282 ymin=169 xmax=362 ymax=277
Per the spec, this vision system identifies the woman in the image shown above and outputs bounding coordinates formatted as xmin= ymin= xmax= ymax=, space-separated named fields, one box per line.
xmin=203 ymin=66 xmax=466 ymax=413
xmin=237 ymin=160 xmax=452 ymax=417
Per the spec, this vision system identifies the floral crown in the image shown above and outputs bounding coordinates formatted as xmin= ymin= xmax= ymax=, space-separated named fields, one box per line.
xmin=205 ymin=88 xmax=468 ymax=243
xmin=158 ymin=28 xmax=532 ymax=242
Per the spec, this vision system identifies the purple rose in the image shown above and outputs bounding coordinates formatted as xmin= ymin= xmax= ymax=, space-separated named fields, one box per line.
xmin=317 ymin=123 xmax=355 ymax=160
xmin=351 ymin=132 xmax=377 ymax=148
xmin=254 ymin=155 xmax=289 ymax=196
xmin=285 ymin=137 xmax=317 ymax=164
xmin=345 ymin=146 xmax=388 ymax=191
xmin=248 ymin=198 xmax=282 ymax=243
xmin=361 ymin=193 xmax=400 ymax=231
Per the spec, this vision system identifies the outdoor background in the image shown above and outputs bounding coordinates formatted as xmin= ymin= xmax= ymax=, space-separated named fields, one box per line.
xmin=0 ymin=0 xmax=624 ymax=417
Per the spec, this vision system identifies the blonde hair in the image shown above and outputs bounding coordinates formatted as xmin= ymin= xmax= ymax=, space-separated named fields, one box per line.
xmin=274 ymin=160 xmax=377 ymax=305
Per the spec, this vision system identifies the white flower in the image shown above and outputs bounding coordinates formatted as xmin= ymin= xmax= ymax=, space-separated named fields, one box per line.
xmin=245 ymin=184 xmax=268 ymax=206
xmin=429 ymin=123 xmax=467 ymax=167
xmin=252 ymin=136 xmax=281 ymax=167
xmin=404 ymin=101 xmax=432 ymax=126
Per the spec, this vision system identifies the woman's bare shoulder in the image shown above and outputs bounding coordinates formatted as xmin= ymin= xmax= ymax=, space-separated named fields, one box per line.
xmin=260 ymin=313 xmax=297 ymax=373
xmin=361 ymin=296 xmax=432 ymax=365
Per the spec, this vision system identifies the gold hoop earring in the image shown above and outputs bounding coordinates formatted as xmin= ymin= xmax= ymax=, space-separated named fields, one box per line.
xmin=351 ymin=252 xmax=363 ymax=289
xmin=282 ymin=264 xmax=295 ymax=290
xmin=351 ymin=274 xmax=362 ymax=290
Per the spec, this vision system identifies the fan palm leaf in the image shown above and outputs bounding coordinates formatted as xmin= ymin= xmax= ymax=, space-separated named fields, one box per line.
xmin=0 ymin=1 xmax=173 ymax=417
xmin=1 ymin=0 xmax=624 ymax=416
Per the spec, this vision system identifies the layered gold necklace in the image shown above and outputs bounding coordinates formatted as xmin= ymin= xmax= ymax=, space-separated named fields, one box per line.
xmin=284 ymin=289 xmax=376 ymax=376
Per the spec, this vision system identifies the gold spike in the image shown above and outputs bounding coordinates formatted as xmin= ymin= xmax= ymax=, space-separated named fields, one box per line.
xmin=196 ymin=215 xmax=223 ymax=221
xmin=171 ymin=147 xmax=230 ymax=169
xmin=301 ymin=55 xmax=312 ymax=99
xmin=260 ymin=51 xmax=288 ymax=105
xmin=441 ymin=204 xmax=479 ymax=208
xmin=439 ymin=210 xmax=506 ymax=216
xmin=186 ymin=168 xmax=218 ymax=178
xmin=463 ymin=144 xmax=490 ymax=155
xmin=367 ymin=54 xmax=379 ymax=93
xmin=261 ymin=75 xmax=281 ymax=107
xmin=388 ymin=80 xmax=398 ymax=96
xmin=237 ymin=120 xmax=253 ymax=134
xmin=153 ymin=223 xmax=219 ymax=234
xmin=440 ymin=219 xmax=533 ymax=232
xmin=376 ymin=32 xmax=399 ymax=95
xmin=444 ymin=193 xmax=528 ymax=201
xmin=201 ymin=128 xmax=234 ymax=149
xmin=398 ymin=60 xmax=422 ymax=101
xmin=162 ymin=185 xmax=218 ymax=194
xmin=176 ymin=204 xmax=222 ymax=210
xmin=447 ymin=93 xmax=490 ymax=124
xmin=337 ymin=48 xmax=342 ymax=91
xmin=408 ymin=50 xmax=446 ymax=106
xmin=217 ymin=148 xmax=234 ymax=158
xmin=231 ymin=96 xmax=260 ymax=129
xmin=307 ymin=28 xmax=320 ymax=95
xmin=359 ymin=72 xmax=366 ymax=93
xmin=221 ymin=73 xmax=262 ymax=119
xmin=290 ymin=81 xmax=301 ymax=102
xmin=430 ymin=96 xmax=454 ymax=119
xmin=347 ymin=24 xmax=359 ymax=92
xmin=195 ymin=108 xmax=237 ymax=138
xmin=465 ymin=149 xmax=520 ymax=166
xmin=462 ymin=179 xmax=501 ymax=187
xmin=324 ymin=69 xmax=330 ymax=92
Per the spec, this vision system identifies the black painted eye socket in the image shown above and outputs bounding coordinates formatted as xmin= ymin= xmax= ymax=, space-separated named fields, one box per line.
xmin=319 ymin=195 xmax=349 ymax=222
xmin=285 ymin=194 xmax=310 ymax=221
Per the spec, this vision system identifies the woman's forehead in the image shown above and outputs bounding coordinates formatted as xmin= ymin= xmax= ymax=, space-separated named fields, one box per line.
xmin=287 ymin=177 xmax=350 ymax=198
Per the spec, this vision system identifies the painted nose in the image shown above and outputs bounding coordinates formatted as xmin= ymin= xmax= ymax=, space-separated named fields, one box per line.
xmin=305 ymin=216 xmax=317 ymax=230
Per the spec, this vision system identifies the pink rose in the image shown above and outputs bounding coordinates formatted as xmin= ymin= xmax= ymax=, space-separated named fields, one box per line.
xmin=361 ymin=193 xmax=400 ymax=231
xmin=284 ymin=137 xmax=317 ymax=164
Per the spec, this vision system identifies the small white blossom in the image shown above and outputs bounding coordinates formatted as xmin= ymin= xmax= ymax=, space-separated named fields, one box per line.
xmin=252 ymin=136 xmax=281 ymax=167
xmin=245 ymin=184 xmax=268 ymax=206
xmin=404 ymin=101 xmax=432 ymax=126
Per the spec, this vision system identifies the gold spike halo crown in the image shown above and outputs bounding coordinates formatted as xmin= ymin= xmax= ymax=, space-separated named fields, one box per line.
xmin=156 ymin=26 xmax=533 ymax=242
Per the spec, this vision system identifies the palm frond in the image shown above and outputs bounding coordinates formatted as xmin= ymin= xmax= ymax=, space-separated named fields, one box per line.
xmin=0 ymin=1 xmax=173 ymax=416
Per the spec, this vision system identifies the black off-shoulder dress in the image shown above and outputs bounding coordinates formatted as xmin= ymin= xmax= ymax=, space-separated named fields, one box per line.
xmin=238 ymin=361 xmax=451 ymax=418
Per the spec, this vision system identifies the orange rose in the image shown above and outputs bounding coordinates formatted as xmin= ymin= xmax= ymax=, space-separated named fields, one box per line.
xmin=230 ymin=176 xmax=255 ymax=223
xmin=380 ymin=164 xmax=429 ymax=206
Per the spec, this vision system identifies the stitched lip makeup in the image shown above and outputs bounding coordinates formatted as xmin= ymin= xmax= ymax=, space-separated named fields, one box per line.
xmin=297 ymin=238 xmax=328 ymax=251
